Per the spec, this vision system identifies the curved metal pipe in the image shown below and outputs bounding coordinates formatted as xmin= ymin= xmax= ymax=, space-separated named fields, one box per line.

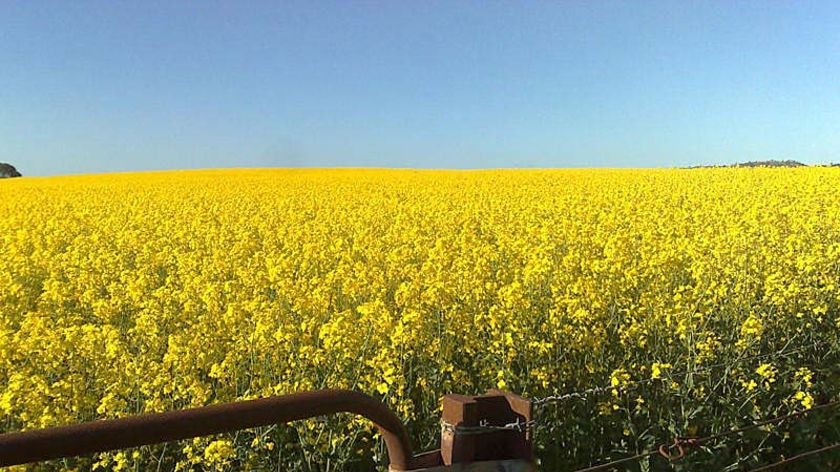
xmin=0 ymin=389 xmax=415 ymax=470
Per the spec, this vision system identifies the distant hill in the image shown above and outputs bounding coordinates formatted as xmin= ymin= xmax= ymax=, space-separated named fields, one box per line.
xmin=0 ymin=163 xmax=21 ymax=178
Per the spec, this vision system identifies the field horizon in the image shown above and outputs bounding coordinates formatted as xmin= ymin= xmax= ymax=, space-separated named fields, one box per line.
xmin=4 ymin=159 xmax=838 ymax=179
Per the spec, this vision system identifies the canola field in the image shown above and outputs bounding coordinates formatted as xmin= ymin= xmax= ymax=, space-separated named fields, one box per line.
xmin=1 ymin=169 xmax=839 ymax=471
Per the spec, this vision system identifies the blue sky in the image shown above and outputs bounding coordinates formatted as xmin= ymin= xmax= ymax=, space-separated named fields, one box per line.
xmin=1 ymin=1 xmax=839 ymax=176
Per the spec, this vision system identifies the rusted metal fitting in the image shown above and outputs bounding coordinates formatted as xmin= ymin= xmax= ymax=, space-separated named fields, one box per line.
xmin=658 ymin=437 xmax=700 ymax=462
xmin=658 ymin=439 xmax=686 ymax=461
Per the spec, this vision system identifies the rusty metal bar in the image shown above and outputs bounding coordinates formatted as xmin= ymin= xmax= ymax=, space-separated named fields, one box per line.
xmin=0 ymin=389 xmax=416 ymax=470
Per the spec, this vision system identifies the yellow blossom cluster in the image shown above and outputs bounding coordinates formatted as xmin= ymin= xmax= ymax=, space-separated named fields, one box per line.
xmin=1 ymin=168 xmax=839 ymax=470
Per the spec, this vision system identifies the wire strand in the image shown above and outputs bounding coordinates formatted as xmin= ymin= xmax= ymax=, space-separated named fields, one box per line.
xmin=746 ymin=443 xmax=840 ymax=472
xmin=567 ymin=399 xmax=840 ymax=472
xmin=533 ymin=338 xmax=833 ymax=406
xmin=440 ymin=418 xmax=537 ymax=435
xmin=568 ymin=450 xmax=658 ymax=472
xmin=682 ymin=399 xmax=840 ymax=446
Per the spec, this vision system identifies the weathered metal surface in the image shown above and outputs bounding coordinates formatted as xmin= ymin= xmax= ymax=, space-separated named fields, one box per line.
xmin=0 ymin=389 xmax=415 ymax=470
xmin=440 ymin=390 xmax=533 ymax=465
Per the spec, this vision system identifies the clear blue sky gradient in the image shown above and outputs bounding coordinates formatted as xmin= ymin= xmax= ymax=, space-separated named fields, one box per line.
xmin=2 ymin=1 xmax=839 ymax=175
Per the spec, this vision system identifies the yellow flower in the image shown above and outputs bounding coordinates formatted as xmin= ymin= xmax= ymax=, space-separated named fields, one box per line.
xmin=793 ymin=391 xmax=814 ymax=409
xmin=755 ymin=363 xmax=777 ymax=382
xmin=496 ymin=370 xmax=507 ymax=390
xmin=610 ymin=368 xmax=631 ymax=388
xmin=204 ymin=440 xmax=235 ymax=465
xmin=740 ymin=314 xmax=764 ymax=338
xmin=794 ymin=367 xmax=813 ymax=388
xmin=650 ymin=362 xmax=671 ymax=380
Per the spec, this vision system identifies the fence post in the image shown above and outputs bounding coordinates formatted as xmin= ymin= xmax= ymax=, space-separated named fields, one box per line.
xmin=440 ymin=389 xmax=533 ymax=465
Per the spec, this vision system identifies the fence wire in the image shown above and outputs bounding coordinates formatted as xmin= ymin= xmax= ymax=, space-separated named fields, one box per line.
xmin=531 ymin=338 xmax=833 ymax=407
xmin=565 ymin=399 xmax=840 ymax=472
xmin=746 ymin=442 xmax=840 ymax=471
xmin=508 ymin=337 xmax=837 ymax=470
xmin=440 ymin=417 xmax=537 ymax=435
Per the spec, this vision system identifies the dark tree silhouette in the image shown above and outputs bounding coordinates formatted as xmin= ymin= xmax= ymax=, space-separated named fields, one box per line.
xmin=686 ymin=160 xmax=807 ymax=169
xmin=0 ymin=163 xmax=21 ymax=178
xmin=734 ymin=160 xmax=806 ymax=168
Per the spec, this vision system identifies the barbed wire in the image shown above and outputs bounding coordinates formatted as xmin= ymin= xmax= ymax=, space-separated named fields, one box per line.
xmin=436 ymin=338 xmax=837 ymax=468
xmin=674 ymin=398 xmax=840 ymax=446
xmin=440 ymin=417 xmax=537 ymax=435
xmin=532 ymin=338 xmax=833 ymax=406
xmin=532 ymin=384 xmax=615 ymax=405
xmin=565 ymin=399 xmax=840 ymax=472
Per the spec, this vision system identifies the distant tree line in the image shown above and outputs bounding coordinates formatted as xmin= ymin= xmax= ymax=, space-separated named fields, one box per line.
xmin=733 ymin=160 xmax=806 ymax=168
xmin=686 ymin=160 xmax=808 ymax=169
xmin=0 ymin=163 xmax=21 ymax=178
